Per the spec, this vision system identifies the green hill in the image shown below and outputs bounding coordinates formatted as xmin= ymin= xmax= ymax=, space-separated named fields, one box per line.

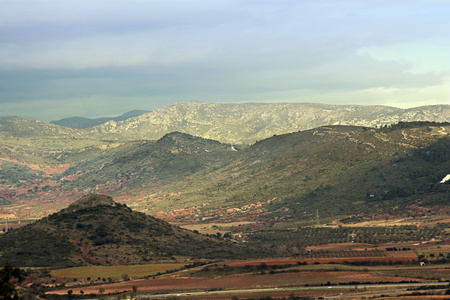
xmin=0 ymin=194 xmax=269 ymax=268
xmin=0 ymin=116 xmax=81 ymax=138
xmin=0 ymin=131 xmax=235 ymax=216
xmin=138 ymin=124 xmax=450 ymax=223
xmin=0 ymin=122 xmax=449 ymax=226
xmin=57 ymin=131 xmax=236 ymax=191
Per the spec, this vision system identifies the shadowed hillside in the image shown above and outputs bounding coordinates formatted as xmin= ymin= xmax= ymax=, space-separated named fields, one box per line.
xmin=0 ymin=194 xmax=270 ymax=267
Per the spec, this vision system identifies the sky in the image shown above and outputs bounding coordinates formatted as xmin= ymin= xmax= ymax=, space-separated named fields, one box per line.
xmin=0 ymin=0 xmax=449 ymax=121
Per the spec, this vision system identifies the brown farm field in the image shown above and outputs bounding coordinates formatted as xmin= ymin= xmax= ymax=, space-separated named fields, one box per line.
xmin=49 ymin=270 xmax=427 ymax=296
xmin=223 ymin=249 xmax=417 ymax=267
xmin=46 ymin=252 xmax=446 ymax=298
xmin=42 ymin=243 xmax=450 ymax=299
xmin=51 ymin=263 xmax=187 ymax=280
xmin=376 ymin=265 xmax=450 ymax=281
xmin=29 ymin=214 xmax=450 ymax=299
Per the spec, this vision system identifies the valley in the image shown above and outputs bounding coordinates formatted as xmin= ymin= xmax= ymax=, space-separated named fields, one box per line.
xmin=2 ymin=0 xmax=450 ymax=293
xmin=18 ymin=242 xmax=450 ymax=299
xmin=0 ymin=103 xmax=449 ymax=299
xmin=1 ymin=122 xmax=449 ymax=225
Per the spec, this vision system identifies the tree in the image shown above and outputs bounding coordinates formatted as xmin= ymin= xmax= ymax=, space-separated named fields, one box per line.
xmin=121 ymin=274 xmax=130 ymax=281
xmin=0 ymin=264 xmax=24 ymax=300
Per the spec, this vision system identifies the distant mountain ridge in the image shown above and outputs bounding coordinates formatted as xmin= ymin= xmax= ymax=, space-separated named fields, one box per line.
xmin=89 ymin=102 xmax=450 ymax=144
xmin=0 ymin=116 xmax=81 ymax=138
xmin=1 ymin=102 xmax=449 ymax=144
xmin=50 ymin=110 xmax=150 ymax=129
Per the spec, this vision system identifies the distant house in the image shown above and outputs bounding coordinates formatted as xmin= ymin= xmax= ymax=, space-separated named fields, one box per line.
xmin=420 ymin=261 xmax=425 ymax=267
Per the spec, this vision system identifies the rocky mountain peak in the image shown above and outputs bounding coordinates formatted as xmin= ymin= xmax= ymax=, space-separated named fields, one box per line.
xmin=65 ymin=194 xmax=117 ymax=213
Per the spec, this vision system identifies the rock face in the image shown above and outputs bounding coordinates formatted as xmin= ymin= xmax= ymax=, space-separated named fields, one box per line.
xmin=65 ymin=194 xmax=117 ymax=213
xmin=89 ymin=102 xmax=450 ymax=144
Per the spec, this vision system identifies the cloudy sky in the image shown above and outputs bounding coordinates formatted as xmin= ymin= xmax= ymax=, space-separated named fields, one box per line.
xmin=0 ymin=0 xmax=449 ymax=121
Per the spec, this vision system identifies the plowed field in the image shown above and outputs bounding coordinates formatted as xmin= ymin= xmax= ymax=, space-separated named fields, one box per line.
xmin=50 ymin=270 xmax=425 ymax=296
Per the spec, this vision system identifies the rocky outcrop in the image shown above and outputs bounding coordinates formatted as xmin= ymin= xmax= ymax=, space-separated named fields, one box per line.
xmin=89 ymin=102 xmax=450 ymax=144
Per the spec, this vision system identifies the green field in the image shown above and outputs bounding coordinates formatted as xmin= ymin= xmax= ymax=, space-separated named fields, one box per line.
xmin=51 ymin=263 xmax=187 ymax=279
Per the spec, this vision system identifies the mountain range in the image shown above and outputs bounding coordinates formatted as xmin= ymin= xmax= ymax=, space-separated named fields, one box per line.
xmin=0 ymin=102 xmax=449 ymax=230
xmin=0 ymin=102 xmax=449 ymax=273
xmin=1 ymin=102 xmax=449 ymax=144
xmin=50 ymin=110 xmax=150 ymax=129
xmin=0 ymin=116 xmax=449 ymax=227
xmin=88 ymin=102 xmax=450 ymax=144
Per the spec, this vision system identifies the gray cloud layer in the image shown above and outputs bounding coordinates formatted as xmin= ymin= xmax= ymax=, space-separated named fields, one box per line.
xmin=0 ymin=0 xmax=448 ymax=120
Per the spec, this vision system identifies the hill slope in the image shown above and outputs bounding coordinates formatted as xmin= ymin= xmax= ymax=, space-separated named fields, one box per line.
xmin=0 ymin=116 xmax=82 ymax=138
xmin=137 ymin=123 xmax=450 ymax=223
xmin=55 ymin=131 xmax=237 ymax=195
xmin=0 ymin=194 xmax=267 ymax=267
xmin=0 ymin=132 xmax=236 ymax=218
xmin=0 ymin=123 xmax=449 ymax=224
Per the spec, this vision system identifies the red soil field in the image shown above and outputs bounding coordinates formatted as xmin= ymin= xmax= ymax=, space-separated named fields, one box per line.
xmin=49 ymin=271 xmax=426 ymax=296
xmin=225 ymin=250 xmax=417 ymax=267
xmin=44 ymin=164 xmax=72 ymax=174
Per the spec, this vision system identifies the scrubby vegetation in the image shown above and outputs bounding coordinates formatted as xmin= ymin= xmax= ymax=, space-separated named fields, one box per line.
xmin=1 ymin=122 xmax=449 ymax=225
xmin=379 ymin=121 xmax=450 ymax=132
xmin=248 ymin=224 xmax=449 ymax=249
xmin=0 ymin=195 xmax=271 ymax=267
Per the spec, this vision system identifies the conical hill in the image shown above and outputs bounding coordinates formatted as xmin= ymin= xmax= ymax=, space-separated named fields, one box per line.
xmin=0 ymin=194 xmax=267 ymax=267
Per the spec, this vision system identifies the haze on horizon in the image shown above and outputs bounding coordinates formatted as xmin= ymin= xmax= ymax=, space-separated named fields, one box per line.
xmin=0 ymin=0 xmax=449 ymax=122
